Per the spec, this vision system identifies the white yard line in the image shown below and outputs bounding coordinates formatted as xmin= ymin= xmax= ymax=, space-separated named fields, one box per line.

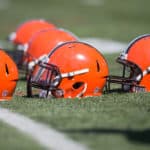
xmin=80 ymin=0 xmax=104 ymax=6
xmin=1 ymin=38 xmax=127 ymax=54
xmin=81 ymin=37 xmax=127 ymax=53
xmin=0 ymin=107 xmax=88 ymax=150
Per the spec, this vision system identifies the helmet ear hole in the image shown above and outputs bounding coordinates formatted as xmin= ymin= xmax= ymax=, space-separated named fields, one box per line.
xmin=5 ymin=64 xmax=9 ymax=75
xmin=73 ymin=82 xmax=84 ymax=89
xmin=96 ymin=60 xmax=100 ymax=72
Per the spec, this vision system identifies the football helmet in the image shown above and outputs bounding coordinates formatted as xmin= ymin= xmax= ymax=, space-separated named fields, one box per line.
xmin=23 ymin=28 xmax=78 ymax=71
xmin=0 ymin=49 xmax=18 ymax=100
xmin=27 ymin=41 xmax=109 ymax=98
xmin=8 ymin=19 xmax=56 ymax=51
xmin=106 ymin=34 xmax=150 ymax=93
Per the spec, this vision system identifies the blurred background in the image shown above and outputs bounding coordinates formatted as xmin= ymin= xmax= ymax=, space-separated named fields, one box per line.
xmin=0 ymin=0 xmax=150 ymax=42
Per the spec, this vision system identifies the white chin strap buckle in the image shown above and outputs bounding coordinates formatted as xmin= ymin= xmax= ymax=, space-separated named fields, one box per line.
xmin=8 ymin=32 xmax=16 ymax=41
xmin=28 ymin=54 xmax=49 ymax=71
xmin=17 ymin=43 xmax=28 ymax=51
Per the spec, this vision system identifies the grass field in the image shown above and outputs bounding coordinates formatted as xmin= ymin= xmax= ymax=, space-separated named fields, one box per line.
xmin=0 ymin=0 xmax=150 ymax=150
xmin=1 ymin=93 xmax=150 ymax=150
xmin=0 ymin=121 xmax=44 ymax=150
xmin=0 ymin=0 xmax=150 ymax=41
xmin=1 ymin=53 xmax=150 ymax=150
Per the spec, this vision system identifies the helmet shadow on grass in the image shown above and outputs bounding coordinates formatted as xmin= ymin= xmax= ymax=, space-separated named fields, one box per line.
xmin=62 ymin=128 xmax=150 ymax=144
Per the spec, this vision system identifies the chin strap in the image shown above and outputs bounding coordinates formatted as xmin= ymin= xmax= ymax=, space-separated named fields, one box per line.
xmin=136 ymin=66 xmax=150 ymax=81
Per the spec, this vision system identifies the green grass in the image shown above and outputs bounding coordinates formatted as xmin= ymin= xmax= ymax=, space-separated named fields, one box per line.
xmin=0 ymin=121 xmax=44 ymax=150
xmin=1 ymin=89 xmax=150 ymax=150
xmin=1 ymin=53 xmax=150 ymax=150
xmin=0 ymin=0 xmax=150 ymax=149
xmin=0 ymin=0 xmax=150 ymax=42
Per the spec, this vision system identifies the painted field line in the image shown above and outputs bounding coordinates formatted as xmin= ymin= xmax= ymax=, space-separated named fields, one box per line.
xmin=80 ymin=0 xmax=104 ymax=6
xmin=81 ymin=37 xmax=127 ymax=53
xmin=0 ymin=107 xmax=88 ymax=150
xmin=0 ymin=38 xmax=127 ymax=54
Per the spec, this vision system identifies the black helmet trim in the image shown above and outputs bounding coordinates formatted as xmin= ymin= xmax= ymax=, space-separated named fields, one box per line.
xmin=47 ymin=41 xmax=107 ymax=62
xmin=125 ymin=34 xmax=150 ymax=53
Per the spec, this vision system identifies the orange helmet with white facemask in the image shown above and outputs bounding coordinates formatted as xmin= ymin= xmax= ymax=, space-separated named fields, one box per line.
xmin=23 ymin=28 xmax=78 ymax=71
xmin=8 ymin=19 xmax=56 ymax=51
xmin=0 ymin=49 xmax=18 ymax=100
xmin=27 ymin=41 xmax=109 ymax=98
xmin=107 ymin=34 xmax=150 ymax=93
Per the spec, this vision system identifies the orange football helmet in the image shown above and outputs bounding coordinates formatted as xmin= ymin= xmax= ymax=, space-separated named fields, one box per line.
xmin=107 ymin=34 xmax=150 ymax=92
xmin=27 ymin=41 xmax=109 ymax=98
xmin=0 ymin=49 xmax=18 ymax=100
xmin=23 ymin=28 xmax=78 ymax=71
xmin=8 ymin=19 xmax=56 ymax=51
